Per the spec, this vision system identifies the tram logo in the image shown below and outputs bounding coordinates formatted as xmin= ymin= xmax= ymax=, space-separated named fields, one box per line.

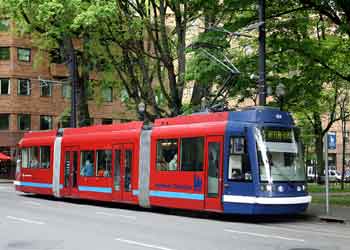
xmin=193 ymin=175 xmax=202 ymax=192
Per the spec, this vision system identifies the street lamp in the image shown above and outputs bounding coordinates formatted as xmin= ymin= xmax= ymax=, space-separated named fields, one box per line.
xmin=275 ymin=83 xmax=286 ymax=110
xmin=138 ymin=102 xmax=145 ymax=121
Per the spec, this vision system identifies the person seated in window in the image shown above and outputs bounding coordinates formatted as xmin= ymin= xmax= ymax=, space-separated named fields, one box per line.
xmin=30 ymin=156 xmax=39 ymax=168
xmin=82 ymin=159 xmax=93 ymax=176
xmin=168 ymin=154 xmax=177 ymax=171
xmin=97 ymin=166 xmax=105 ymax=177
xmin=104 ymin=168 xmax=110 ymax=177
xmin=157 ymin=155 xmax=167 ymax=171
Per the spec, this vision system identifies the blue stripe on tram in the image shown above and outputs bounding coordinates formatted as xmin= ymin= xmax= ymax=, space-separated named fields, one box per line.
xmin=17 ymin=182 xmax=52 ymax=188
xmin=133 ymin=190 xmax=204 ymax=200
xmin=78 ymin=186 xmax=112 ymax=193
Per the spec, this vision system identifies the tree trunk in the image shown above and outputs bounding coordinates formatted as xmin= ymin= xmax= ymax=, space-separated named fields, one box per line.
xmin=63 ymin=36 xmax=78 ymax=128
xmin=78 ymin=69 xmax=90 ymax=127
xmin=313 ymin=112 xmax=324 ymax=183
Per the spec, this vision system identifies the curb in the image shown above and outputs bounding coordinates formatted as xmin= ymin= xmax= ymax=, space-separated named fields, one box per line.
xmin=319 ymin=215 xmax=347 ymax=223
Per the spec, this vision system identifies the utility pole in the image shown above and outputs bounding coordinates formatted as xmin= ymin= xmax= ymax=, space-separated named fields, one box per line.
xmin=324 ymin=134 xmax=330 ymax=215
xmin=258 ymin=0 xmax=266 ymax=106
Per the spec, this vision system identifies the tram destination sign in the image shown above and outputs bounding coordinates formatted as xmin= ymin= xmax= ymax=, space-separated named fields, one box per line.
xmin=264 ymin=129 xmax=293 ymax=143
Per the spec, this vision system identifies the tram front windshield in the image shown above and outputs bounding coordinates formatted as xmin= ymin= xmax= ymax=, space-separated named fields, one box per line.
xmin=255 ymin=127 xmax=305 ymax=182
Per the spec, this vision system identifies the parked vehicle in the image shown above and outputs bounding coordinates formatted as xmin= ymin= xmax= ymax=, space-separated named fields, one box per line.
xmin=336 ymin=171 xmax=350 ymax=183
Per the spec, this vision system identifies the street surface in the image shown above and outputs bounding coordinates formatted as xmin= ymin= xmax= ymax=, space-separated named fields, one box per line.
xmin=1 ymin=183 xmax=350 ymax=250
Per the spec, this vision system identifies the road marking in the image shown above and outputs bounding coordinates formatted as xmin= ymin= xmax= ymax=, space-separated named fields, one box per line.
xmin=257 ymin=224 xmax=350 ymax=240
xmin=115 ymin=238 xmax=175 ymax=250
xmin=6 ymin=216 xmax=45 ymax=225
xmin=96 ymin=211 xmax=136 ymax=220
xmin=224 ymin=229 xmax=305 ymax=242
xmin=23 ymin=201 xmax=41 ymax=206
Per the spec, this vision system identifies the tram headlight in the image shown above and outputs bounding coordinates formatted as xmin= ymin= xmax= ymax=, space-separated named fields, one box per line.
xmin=297 ymin=186 xmax=302 ymax=192
xmin=277 ymin=185 xmax=284 ymax=192
xmin=302 ymin=185 xmax=307 ymax=191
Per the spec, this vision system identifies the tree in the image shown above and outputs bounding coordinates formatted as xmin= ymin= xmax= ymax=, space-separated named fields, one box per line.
xmin=1 ymin=0 xmax=91 ymax=127
xmin=212 ymin=0 xmax=350 ymax=181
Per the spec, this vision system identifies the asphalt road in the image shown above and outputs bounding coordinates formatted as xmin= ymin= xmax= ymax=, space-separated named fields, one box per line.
xmin=1 ymin=183 xmax=350 ymax=250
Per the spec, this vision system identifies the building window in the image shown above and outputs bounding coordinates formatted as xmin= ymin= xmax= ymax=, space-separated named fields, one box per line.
xmin=18 ymin=114 xmax=31 ymax=131
xmin=17 ymin=48 xmax=31 ymax=62
xmin=62 ymin=84 xmax=71 ymax=99
xmin=81 ymin=151 xmax=95 ymax=177
xmin=156 ymin=139 xmax=178 ymax=171
xmin=96 ymin=150 xmax=112 ymax=177
xmin=0 ymin=47 xmax=10 ymax=60
xmin=40 ymin=81 xmax=52 ymax=97
xmin=49 ymin=48 xmax=65 ymax=64
xmin=180 ymin=137 xmax=204 ymax=171
xmin=102 ymin=87 xmax=113 ymax=102
xmin=0 ymin=19 xmax=10 ymax=32
xmin=102 ymin=118 xmax=113 ymax=125
xmin=0 ymin=114 xmax=9 ymax=130
xmin=40 ymin=115 xmax=53 ymax=130
xmin=0 ymin=78 xmax=10 ymax=95
xmin=18 ymin=79 xmax=31 ymax=96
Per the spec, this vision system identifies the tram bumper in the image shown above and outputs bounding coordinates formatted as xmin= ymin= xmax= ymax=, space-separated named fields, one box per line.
xmin=223 ymin=195 xmax=312 ymax=215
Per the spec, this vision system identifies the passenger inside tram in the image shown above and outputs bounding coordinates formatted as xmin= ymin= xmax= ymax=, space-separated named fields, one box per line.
xmin=168 ymin=154 xmax=177 ymax=171
xmin=81 ymin=159 xmax=94 ymax=177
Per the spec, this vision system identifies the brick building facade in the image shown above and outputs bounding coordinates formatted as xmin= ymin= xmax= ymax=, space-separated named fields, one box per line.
xmin=0 ymin=19 xmax=135 ymax=162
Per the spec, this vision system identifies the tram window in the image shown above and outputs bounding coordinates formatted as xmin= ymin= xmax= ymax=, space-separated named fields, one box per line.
xmin=156 ymin=139 xmax=178 ymax=171
xmin=96 ymin=150 xmax=112 ymax=177
xmin=21 ymin=148 xmax=28 ymax=168
xmin=228 ymin=137 xmax=252 ymax=181
xmin=125 ymin=150 xmax=132 ymax=191
xmin=80 ymin=151 xmax=94 ymax=177
xmin=40 ymin=146 xmax=50 ymax=168
xmin=28 ymin=147 xmax=39 ymax=168
xmin=180 ymin=137 xmax=204 ymax=171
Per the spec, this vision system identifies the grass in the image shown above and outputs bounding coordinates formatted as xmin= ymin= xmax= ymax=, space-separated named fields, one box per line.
xmin=308 ymin=183 xmax=350 ymax=193
xmin=311 ymin=195 xmax=350 ymax=207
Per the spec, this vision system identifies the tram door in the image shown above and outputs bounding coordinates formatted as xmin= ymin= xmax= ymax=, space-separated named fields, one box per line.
xmin=205 ymin=136 xmax=223 ymax=211
xmin=63 ymin=147 xmax=79 ymax=196
xmin=112 ymin=144 xmax=134 ymax=202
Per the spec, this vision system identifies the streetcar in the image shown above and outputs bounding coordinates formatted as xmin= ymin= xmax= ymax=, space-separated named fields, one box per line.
xmin=14 ymin=107 xmax=311 ymax=215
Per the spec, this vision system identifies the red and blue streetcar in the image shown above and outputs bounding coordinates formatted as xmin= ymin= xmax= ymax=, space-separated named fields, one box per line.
xmin=15 ymin=107 xmax=311 ymax=215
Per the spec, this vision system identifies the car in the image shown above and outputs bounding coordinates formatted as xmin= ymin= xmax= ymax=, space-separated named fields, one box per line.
xmin=336 ymin=171 xmax=350 ymax=183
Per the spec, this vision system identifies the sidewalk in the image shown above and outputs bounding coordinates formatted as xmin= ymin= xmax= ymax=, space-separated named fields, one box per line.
xmin=307 ymin=204 xmax=350 ymax=223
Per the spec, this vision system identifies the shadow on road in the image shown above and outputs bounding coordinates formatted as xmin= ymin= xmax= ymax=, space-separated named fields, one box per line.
xmin=20 ymin=193 xmax=316 ymax=224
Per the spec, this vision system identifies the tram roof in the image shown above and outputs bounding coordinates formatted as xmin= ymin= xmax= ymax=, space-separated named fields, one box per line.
xmin=62 ymin=121 xmax=144 ymax=136
xmin=154 ymin=112 xmax=228 ymax=126
xmin=230 ymin=106 xmax=294 ymax=125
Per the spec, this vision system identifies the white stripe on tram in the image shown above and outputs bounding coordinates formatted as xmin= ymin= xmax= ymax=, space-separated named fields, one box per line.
xmin=223 ymin=195 xmax=312 ymax=205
